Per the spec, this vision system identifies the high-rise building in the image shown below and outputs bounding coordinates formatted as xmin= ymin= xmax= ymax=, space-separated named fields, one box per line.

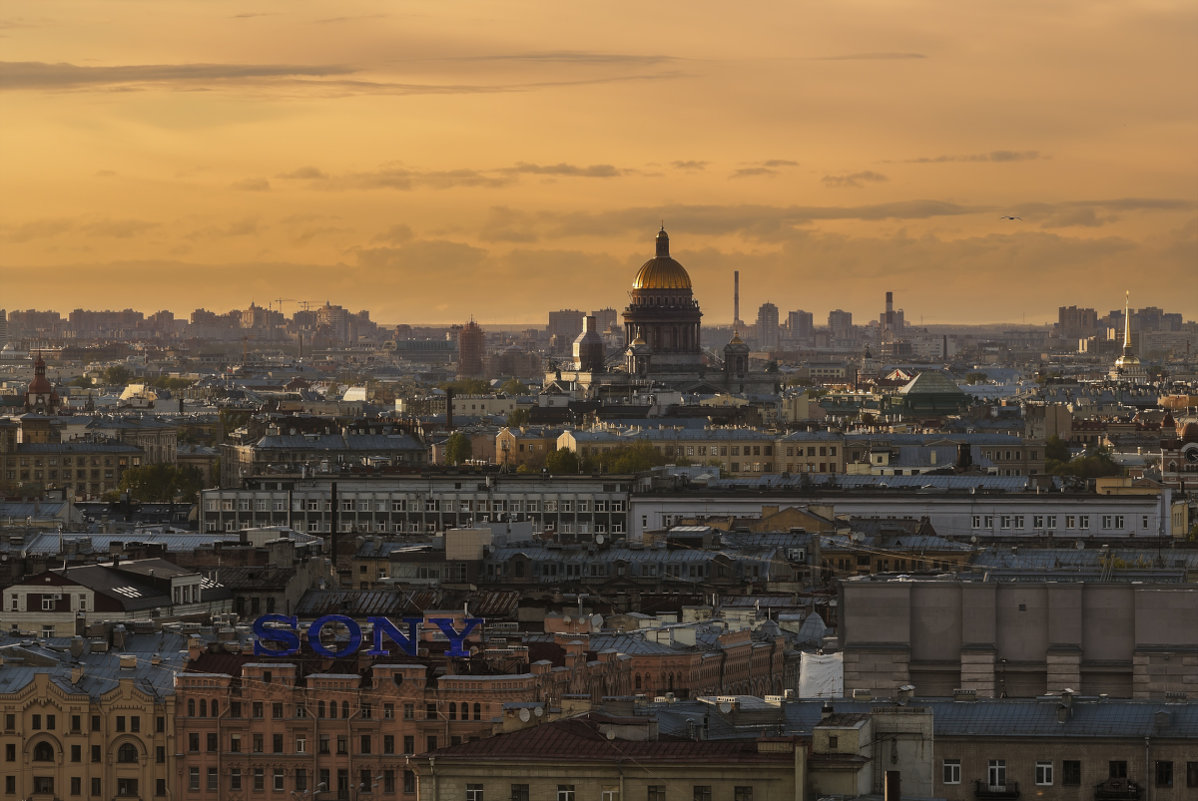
xmin=591 ymin=307 xmax=619 ymax=335
xmin=0 ymin=309 xmax=6 ymax=344
xmin=457 ymin=320 xmax=485 ymax=378
xmin=828 ymin=309 xmax=853 ymax=341
xmin=755 ymin=302 xmax=779 ymax=349
xmin=1056 ymin=305 xmax=1098 ymax=339
xmin=786 ymin=310 xmax=814 ymax=339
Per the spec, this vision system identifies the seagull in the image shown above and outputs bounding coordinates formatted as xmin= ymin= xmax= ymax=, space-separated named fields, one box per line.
xmin=1000 ymin=215 xmax=1022 ymax=221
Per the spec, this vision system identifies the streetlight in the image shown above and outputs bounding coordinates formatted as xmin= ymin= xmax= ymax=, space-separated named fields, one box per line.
xmin=292 ymin=781 xmax=327 ymax=801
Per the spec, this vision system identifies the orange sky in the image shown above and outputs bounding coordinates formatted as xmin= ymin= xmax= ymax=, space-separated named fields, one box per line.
xmin=2 ymin=0 xmax=1196 ymax=327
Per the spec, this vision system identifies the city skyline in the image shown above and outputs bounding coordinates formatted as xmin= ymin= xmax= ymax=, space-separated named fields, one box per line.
xmin=2 ymin=0 xmax=1196 ymax=324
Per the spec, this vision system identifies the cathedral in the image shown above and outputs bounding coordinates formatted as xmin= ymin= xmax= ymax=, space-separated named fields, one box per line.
xmin=546 ymin=228 xmax=777 ymax=398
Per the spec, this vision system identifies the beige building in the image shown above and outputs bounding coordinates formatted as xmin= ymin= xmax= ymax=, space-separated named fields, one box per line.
xmin=0 ymin=634 xmax=183 ymax=801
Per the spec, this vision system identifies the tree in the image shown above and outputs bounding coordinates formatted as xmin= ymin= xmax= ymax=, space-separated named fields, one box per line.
xmin=499 ymin=378 xmax=529 ymax=396
xmin=1044 ymin=435 xmax=1070 ymax=464
xmin=67 ymin=375 xmax=93 ymax=389
xmin=965 ymin=371 xmax=989 ymax=385
xmin=118 ymin=464 xmax=206 ymax=503
xmin=545 ymin=448 xmax=580 ymax=474
xmin=439 ymin=378 xmax=490 ymax=395
xmin=1047 ymin=443 xmax=1123 ymax=479
xmin=102 ymin=365 xmax=133 ymax=385
xmin=445 ymin=432 xmax=472 ymax=465
xmin=505 ymin=408 xmax=531 ymax=428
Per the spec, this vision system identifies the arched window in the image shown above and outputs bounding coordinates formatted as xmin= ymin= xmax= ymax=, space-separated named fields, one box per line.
xmin=199 ymin=699 xmax=207 ymax=717
xmin=329 ymin=701 xmax=336 ymax=719
xmin=33 ymin=742 xmax=55 ymax=762
xmin=317 ymin=701 xmax=326 ymax=718
xmin=473 ymin=703 xmax=481 ymax=721
xmin=211 ymin=700 xmax=219 ymax=718
xmin=187 ymin=699 xmax=195 ymax=717
xmin=117 ymin=744 xmax=138 ymax=764
xmin=448 ymin=703 xmax=456 ymax=721
xmin=634 ymin=674 xmax=642 ymax=690
xmin=341 ymin=701 xmax=349 ymax=719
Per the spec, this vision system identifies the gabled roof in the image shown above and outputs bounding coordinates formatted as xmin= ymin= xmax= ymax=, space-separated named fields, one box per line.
xmin=898 ymin=370 xmax=966 ymax=396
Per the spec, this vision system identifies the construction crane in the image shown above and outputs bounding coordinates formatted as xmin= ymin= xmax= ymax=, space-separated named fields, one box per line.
xmin=273 ymin=298 xmax=316 ymax=314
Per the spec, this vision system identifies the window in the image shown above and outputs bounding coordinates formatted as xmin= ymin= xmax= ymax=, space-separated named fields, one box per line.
xmin=207 ymin=769 xmax=218 ymax=791
xmin=230 ymin=734 xmax=241 ymax=753
xmin=647 ymin=786 xmax=666 ymax=801
xmin=72 ymin=777 xmax=82 ymax=796
xmin=988 ymin=760 xmax=1007 ymax=790
xmin=91 ymin=778 xmax=101 ymax=797
xmin=274 ymin=769 xmax=285 ymax=792
xmin=1186 ymin=761 xmax=1198 ymax=789
xmin=156 ymin=779 xmax=166 ymax=797
xmin=557 ymin=786 xmax=576 ymax=801
xmin=4 ymin=744 xmax=12 ymax=761
xmin=296 ymin=770 xmax=308 ymax=793
xmin=272 ymin=702 xmax=284 ymax=718
xmin=692 ymin=788 xmax=711 ymax=801
xmin=252 ymin=701 xmax=263 ymax=718
xmin=383 ymin=735 xmax=395 ymax=755
xmin=91 ymin=745 xmax=101 ymax=763
xmin=253 ymin=734 xmax=264 ymax=753
xmin=156 ymin=747 xmax=165 ymax=764
xmin=360 ymin=735 xmax=372 ymax=754
xmin=404 ymin=771 xmax=416 ymax=794
xmin=942 ymin=759 xmax=961 ymax=785
xmin=189 ymin=768 xmax=200 ymax=791
xmin=207 ymin=732 xmax=218 ymax=752
xmin=297 ymin=737 xmax=307 ymax=754
xmin=1156 ymin=761 xmax=1173 ymax=788
xmin=1110 ymin=761 xmax=1128 ymax=779
xmin=337 ymin=736 xmax=348 ymax=755
xmin=188 ymin=732 xmax=200 ymax=752
xmin=404 ymin=703 xmax=415 ymax=720
xmin=466 ymin=784 xmax=484 ymax=801
xmin=71 ymin=745 xmax=81 ymax=762
xmin=404 ymin=736 xmax=415 ymax=754
xmin=230 ymin=769 xmax=242 ymax=791
xmin=254 ymin=768 xmax=265 ymax=792
xmin=733 ymin=789 xmax=753 ymax=801
xmin=33 ymin=777 xmax=54 ymax=795
xmin=511 ymin=785 xmax=529 ymax=801
xmin=117 ymin=743 xmax=138 ymax=763
xmin=1036 ymin=761 xmax=1053 ymax=786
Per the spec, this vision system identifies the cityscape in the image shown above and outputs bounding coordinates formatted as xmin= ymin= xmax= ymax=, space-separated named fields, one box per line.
xmin=3 ymin=2 xmax=1198 ymax=801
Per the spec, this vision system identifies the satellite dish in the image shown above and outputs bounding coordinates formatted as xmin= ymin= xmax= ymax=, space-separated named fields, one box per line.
xmin=562 ymin=615 xmax=572 ymax=624
xmin=1074 ymin=540 xmax=1084 ymax=551
xmin=534 ymin=705 xmax=544 ymax=717
xmin=595 ymin=534 xmax=605 ymax=545
xmin=518 ymin=708 xmax=531 ymax=722
xmin=718 ymin=701 xmax=733 ymax=714
xmin=606 ymin=730 xmax=615 ymax=740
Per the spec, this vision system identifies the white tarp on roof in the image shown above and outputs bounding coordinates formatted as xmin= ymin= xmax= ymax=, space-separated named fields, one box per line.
xmin=799 ymin=651 xmax=843 ymax=699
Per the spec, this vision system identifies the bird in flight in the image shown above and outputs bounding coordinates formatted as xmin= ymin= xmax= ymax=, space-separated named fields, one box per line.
xmin=1000 ymin=215 xmax=1022 ymax=221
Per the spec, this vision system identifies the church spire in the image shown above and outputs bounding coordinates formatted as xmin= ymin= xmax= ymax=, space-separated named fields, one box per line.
xmin=1122 ymin=290 xmax=1133 ymax=355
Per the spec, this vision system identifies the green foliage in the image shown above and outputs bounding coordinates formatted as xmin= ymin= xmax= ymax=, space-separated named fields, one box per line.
xmin=545 ymin=440 xmax=676 ymax=475
xmin=67 ymin=375 xmax=93 ymax=389
xmin=499 ymin=378 xmax=529 ymax=396
xmin=1047 ymin=444 xmax=1124 ymax=478
xmin=505 ymin=408 xmax=531 ymax=428
xmin=118 ymin=464 xmax=206 ymax=503
xmin=445 ymin=431 xmax=472 ymax=465
xmin=1044 ymin=435 xmax=1070 ymax=463
xmin=148 ymin=375 xmax=194 ymax=391
xmin=965 ymin=371 xmax=989 ymax=385
xmin=545 ymin=448 xmax=580 ymax=474
xmin=439 ymin=378 xmax=490 ymax=395
xmin=102 ymin=365 xmax=133 ymax=385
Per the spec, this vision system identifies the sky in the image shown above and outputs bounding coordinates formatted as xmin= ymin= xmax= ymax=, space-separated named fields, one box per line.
xmin=2 ymin=0 xmax=1196 ymax=328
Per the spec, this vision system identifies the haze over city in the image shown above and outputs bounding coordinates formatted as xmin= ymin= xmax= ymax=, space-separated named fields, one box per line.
xmin=2 ymin=0 xmax=1195 ymax=324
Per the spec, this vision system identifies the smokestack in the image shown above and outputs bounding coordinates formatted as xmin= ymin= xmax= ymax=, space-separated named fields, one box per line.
xmin=733 ymin=270 xmax=741 ymax=327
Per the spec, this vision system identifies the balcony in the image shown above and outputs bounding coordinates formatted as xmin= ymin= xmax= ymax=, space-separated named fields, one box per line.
xmin=974 ymin=780 xmax=1020 ymax=800
xmin=1094 ymin=778 xmax=1141 ymax=801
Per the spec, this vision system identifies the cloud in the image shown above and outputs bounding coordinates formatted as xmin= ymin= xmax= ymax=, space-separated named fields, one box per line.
xmin=671 ymin=161 xmax=708 ymax=171
xmin=352 ymin=239 xmax=488 ymax=274
xmin=823 ymin=170 xmax=889 ymax=189
xmin=731 ymin=167 xmax=780 ymax=178
xmin=1 ymin=216 xmax=156 ymax=242
xmin=812 ymin=52 xmax=926 ymax=60
xmin=503 ymin=162 xmax=620 ymax=178
xmin=437 ymin=51 xmax=677 ymax=67
xmin=277 ymin=166 xmax=329 ymax=181
xmin=0 ymin=60 xmax=356 ymax=90
xmin=903 ymin=150 xmax=1045 ymax=163
xmin=762 ymin=159 xmax=799 ymax=167
xmin=231 ymin=177 xmax=271 ymax=192
xmin=80 ymin=219 xmax=159 ymax=238
xmin=372 ymin=224 xmax=415 ymax=244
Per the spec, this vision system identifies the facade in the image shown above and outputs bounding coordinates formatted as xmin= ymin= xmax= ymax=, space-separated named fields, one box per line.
xmin=220 ymin=422 xmax=426 ymax=487
xmin=0 ymin=632 xmax=184 ymax=801
xmin=839 ymin=574 xmax=1198 ymax=698
xmin=200 ymin=475 xmax=633 ymax=541
xmin=0 ymin=416 xmax=144 ymax=499
xmin=456 ymin=320 xmax=485 ymax=378
xmin=409 ymin=713 xmax=803 ymax=801
xmin=3 ymin=558 xmax=230 ymax=637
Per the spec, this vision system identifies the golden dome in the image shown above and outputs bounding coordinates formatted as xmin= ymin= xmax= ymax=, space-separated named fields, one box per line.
xmin=631 ymin=228 xmax=692 ymax=290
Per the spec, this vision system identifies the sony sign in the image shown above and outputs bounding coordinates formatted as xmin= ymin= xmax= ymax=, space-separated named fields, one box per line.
xmin=253 ymin=614 xmax=483 ymax=659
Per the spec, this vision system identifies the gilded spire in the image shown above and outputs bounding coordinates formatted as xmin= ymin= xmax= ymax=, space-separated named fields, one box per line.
xmin=1122 ymin=290 xmax=1133 ymax=352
